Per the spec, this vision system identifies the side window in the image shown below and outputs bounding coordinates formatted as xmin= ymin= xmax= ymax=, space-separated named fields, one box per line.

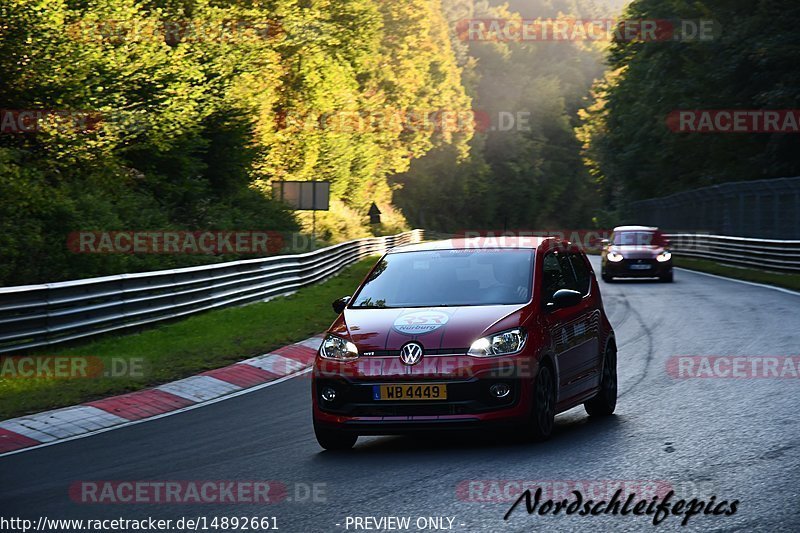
xmin=541 ymin=251 xmax=578 ymax=301
xmin=568 ymin=253 xmax=592 ymax=296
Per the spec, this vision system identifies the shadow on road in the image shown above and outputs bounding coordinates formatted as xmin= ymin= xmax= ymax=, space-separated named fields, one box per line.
xmin=604 ymin=278 xmax=676 ymax=284
xmin=311 ymin=412 xmax=625 ymax=458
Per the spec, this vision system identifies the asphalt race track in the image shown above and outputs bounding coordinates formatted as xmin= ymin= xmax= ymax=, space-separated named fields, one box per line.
xmin=2 ymin=257 xmax=799 ymax=532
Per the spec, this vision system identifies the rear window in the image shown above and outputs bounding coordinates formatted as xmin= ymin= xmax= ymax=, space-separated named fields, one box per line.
xmin=351 ymin=249 xmax=534 ymax=308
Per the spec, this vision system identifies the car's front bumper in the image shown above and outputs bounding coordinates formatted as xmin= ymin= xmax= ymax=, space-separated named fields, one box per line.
xmin=314 ymin=415 xmax=526 ymax=435
xmin=604 ymin=258 xmax=672 ymax=278
xmin=311 ymin=354 xmax=536 ymax=434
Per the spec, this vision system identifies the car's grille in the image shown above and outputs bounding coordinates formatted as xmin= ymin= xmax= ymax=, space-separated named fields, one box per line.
xmin=361 ymin=348 xmax=469 ymax=356
xmin=618 ymin=258 xmax=659 ymax=272
xmin=620 ymin=258 xmax=657 ymax=266
xmin=316 ymin=377 xmax=519 ymax=416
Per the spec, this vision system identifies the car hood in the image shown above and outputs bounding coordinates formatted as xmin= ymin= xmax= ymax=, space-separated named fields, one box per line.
xmin=330 ymin=305 xmax=527 ymax=352
xmin=608 ymin=245 xmax=666 ymax=259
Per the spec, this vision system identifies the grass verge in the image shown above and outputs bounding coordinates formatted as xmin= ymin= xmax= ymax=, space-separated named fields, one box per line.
xmin=0 ymin=257 xmax=377 ymax=420
xmin=675 ymin=257 xmax=800 ymax=292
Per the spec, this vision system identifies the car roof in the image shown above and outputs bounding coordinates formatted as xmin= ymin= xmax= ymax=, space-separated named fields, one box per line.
xmin=613 ymin=225 xmax=659 ymax=232
xmin=389 ymin=236 xmax=553 ymax=253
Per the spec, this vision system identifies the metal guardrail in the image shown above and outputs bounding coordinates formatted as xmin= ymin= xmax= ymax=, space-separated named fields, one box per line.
xmin=0 ymin=229 xmax=793 ymax=354
xmin=666 ymin=233 xmax=800 ymax=273
xmin=0 ymin=230 xmax=424 ymax=354
xmin=628 ymin=176 xmax=800 ymax=240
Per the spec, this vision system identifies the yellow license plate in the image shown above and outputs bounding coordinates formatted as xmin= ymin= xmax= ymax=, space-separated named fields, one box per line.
xmin=374 ymin=384 xmax=448 ymax=400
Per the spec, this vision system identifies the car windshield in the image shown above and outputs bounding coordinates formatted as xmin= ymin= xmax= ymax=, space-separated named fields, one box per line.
xmin=613 ymin=231 xmax=666 ymax=246
xmin=351 ymin=249 xmax=534 ymax=308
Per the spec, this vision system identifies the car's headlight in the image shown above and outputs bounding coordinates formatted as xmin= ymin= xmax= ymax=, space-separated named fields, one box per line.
xmin=320 ymin=334 xmax=359 ymax=360
xmin=656 ymin=251 xmax=672 ymax=262
xmin=468 ymin=328 xmax=527 ymax=357
xmin=607 ymin=251 xmax=624 ymax=262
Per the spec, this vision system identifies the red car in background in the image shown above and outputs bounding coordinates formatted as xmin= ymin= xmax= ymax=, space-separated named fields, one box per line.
xmin=311 ymin=237 xmax=617 ymax=450
xmin=600 ymin=225 xmax=674 ymax=282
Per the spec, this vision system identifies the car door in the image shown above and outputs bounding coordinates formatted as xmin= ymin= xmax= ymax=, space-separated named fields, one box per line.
xmin=567 ymin=251 xmax=602 ymax=392
xmin=541 ymin=250 xmax=599 ymax=404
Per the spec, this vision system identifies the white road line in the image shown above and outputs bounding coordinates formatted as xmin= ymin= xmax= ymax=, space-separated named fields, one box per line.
xmin=0 ymin=368 xmax=312 ymax=459
xmin=675 ymin=267 xmax=800 ymax=296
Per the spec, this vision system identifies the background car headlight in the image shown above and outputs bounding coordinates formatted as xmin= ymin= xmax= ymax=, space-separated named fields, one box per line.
xmin=607 ymin=251 xmax=624 ymax=262
xmin=468 ymin=328 xmax=527 ymax=357
xmin=657 ymin=251 xmax=672 ymax=262
xmin=320 ymin=334 xmax=359 ymax=360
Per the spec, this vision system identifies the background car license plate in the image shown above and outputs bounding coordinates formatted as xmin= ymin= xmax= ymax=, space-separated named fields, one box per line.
xmin=629 ymin=264 xmax=652 ymax=270
xmin=373 ymin=384 xmax=448 ymax=400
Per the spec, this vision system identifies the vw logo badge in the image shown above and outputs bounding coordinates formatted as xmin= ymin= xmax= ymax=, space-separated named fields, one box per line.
xmin=400 ymin=342 xmax=424 ymax=366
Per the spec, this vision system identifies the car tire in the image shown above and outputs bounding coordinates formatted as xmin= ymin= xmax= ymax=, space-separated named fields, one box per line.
xmin=659 ymin=272 xmax=673 ymax=283
xmin=602 ymin=272 xmax=613 ymax=282
xmin=527 ymin=363 xmax=556 ymax=441
xmin=314 ymin=421 xmax=357 ymax=451
xmin=584 ymin=345 xmax=617 ymax=417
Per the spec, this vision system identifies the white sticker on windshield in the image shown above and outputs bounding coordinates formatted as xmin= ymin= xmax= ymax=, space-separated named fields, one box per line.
xmin=393 ymin=310 xmax=450 ymax=335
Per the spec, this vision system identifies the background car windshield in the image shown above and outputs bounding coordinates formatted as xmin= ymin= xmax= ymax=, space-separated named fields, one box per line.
xmin=613 ymin=231 xmax=666 ymax=246
xmin=352 ymin=249 xmax=534 ymax=308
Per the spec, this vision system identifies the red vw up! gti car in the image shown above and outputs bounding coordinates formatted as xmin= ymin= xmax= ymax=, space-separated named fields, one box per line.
xmin=312 ymin=237 xmax=617 ymax=450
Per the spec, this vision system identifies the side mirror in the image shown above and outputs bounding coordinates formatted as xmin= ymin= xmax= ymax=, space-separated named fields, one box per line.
xmin=549 ymin=289 xmax=583 ymax=310
xmin=600 ymin=239 xmax=609 ymax=246
xmin=332 ymin=296 xmax=351 ymax=314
